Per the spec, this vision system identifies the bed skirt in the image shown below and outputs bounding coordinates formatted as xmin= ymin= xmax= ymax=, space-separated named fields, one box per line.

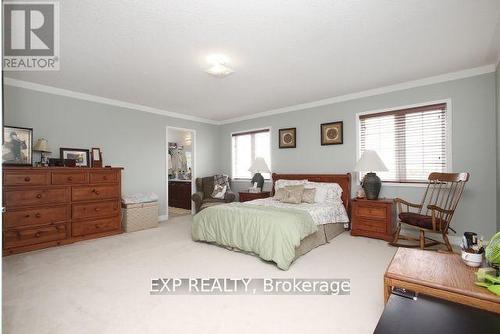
xmin=294 ymin=223 xmax=346 ymax=259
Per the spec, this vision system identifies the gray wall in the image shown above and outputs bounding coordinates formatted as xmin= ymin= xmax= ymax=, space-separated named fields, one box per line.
xmin=497 ymin=64 xmax=500 ymax=232
xmin=4 ymin=86 xmax=220 ymax=216
xmin=220 ymin=73 xmax=497 ymax=238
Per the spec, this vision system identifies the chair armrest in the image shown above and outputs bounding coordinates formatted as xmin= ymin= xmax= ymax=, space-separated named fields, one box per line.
xmin=427 ymin=204 xmax=453 ymax=215
xmin=224 ymin=191 xmax=236 ymax=203
xmin=191 ymin=191 xmax=204 ymax=212
xmin=394 ymin=198 xmax=422 ymax=209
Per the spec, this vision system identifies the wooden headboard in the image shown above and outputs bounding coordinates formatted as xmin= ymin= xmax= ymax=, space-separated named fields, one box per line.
xmin=271 ymin=173 xmax=352 ymax=214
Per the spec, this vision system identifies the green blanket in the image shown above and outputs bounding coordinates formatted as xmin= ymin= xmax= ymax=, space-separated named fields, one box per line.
xmin=192 ymin=203 xmax=318 ymax=270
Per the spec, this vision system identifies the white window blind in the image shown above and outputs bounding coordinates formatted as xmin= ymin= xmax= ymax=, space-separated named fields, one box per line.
xmin=359 ymin=103 xmax=448 ymax=183
xmin=232 ymin=129 xmax=271 ymax=179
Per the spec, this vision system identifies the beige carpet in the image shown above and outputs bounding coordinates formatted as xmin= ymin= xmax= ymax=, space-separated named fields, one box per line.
xmin=3 ymin=215 xmax=396 ymax=334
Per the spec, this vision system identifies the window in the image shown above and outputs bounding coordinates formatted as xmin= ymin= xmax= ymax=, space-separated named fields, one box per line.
xmin=358 ymin=103 xmax=448 ymax=183
xmin=232 ymin=129 xmax=271 ymax=179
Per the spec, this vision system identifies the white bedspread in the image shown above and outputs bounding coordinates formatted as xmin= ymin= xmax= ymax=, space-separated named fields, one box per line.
xmin=241 ymin=197 xmax=349 ymax=225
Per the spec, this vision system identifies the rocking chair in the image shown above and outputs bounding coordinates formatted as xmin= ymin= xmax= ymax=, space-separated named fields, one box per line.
xmin=391 ymin=172 xmax=469 ymax=251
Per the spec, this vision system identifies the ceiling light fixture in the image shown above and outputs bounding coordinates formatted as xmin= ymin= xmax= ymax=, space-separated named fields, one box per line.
xmin=205 ymin=54 xmax=234 ymax=77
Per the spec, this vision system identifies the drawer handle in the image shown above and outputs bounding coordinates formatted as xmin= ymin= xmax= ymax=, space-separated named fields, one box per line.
xmin=95 ymin=208 xmax=100 ymax=212
xmin=24 ymin=177 xmax=31 ymax=182
xmin=16 ymin=231 xmax=21 ymax=239
xmin=103 ymin=176 xmax=108 ymax=180
xmin=35 ymin=213 xmax=41 ymax=218
xmin=36 ymin=194 xmax=42 ymax=199
xmin=35 ymin=232 xmax=41 ymax=238
xmin=91 ymin=189 xmax=100 ymax=195
xmin=67 ymin=176 xmax=73 ymax=181
xmin=25 ymin=214 xmax=30 ymax=218
xmin=95 ymin=224 xmax=100 ymax=229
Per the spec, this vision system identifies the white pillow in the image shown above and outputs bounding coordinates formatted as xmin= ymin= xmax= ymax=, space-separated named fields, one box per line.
xmin=274 ymin=179 xmax=308 ymax=190
xmin=304 ymin=182 xmax=343 ymax=204
xmin=211 ymin=184 xmax=227 ymax=199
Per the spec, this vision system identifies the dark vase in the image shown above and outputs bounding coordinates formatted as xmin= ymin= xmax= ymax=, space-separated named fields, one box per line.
xmin=363 ymin=172 xmax=381 ymax=200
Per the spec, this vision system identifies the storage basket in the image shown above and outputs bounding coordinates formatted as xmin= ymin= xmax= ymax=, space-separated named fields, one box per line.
xmin=121 ymin=201 xmax=159 ymax=232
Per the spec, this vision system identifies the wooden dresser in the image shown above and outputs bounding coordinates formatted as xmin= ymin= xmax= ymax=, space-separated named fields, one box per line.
xmin=168 ymin=180 xmax=191 ymax=210
xmin=351 ymin=198 xmax=396 ymax=241
xmin=3 ymin=167 xmax=123 ymax=255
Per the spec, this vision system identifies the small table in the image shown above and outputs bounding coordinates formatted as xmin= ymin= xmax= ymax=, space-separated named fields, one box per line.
xmin=384 ymin=248 xmax=500 ymax=314
xmin=351 ymin=198 xmax=396 ymax=241
xmin=238 ymin=191 xmax=271 ymax=202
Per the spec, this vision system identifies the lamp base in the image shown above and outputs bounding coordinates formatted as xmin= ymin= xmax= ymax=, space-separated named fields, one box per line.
xmin=362 ymin=172 xmax=382 ymax=200
xmin=251 ymin=173 xmax=265 ymax=192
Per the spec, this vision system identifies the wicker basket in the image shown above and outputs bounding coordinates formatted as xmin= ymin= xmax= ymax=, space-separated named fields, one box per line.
xmin=122 ymin=201 xmax=159 ymax=232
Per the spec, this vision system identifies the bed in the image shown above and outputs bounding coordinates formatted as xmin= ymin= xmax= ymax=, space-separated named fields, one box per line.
xmin=192 ymin=173 xmax=351 ymax=270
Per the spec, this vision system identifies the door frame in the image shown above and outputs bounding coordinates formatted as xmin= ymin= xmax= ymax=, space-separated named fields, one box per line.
xmin=165 ymin=126 xmax=196 ymax=220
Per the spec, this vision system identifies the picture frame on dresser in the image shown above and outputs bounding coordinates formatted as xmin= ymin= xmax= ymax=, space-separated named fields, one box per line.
xmin=91 ymin=147 xmax=103 ymax=167
xmin=2 ymin=126 xmax=33 ymax=166
xmin=60 ymin=148 xmax=90 ymax=167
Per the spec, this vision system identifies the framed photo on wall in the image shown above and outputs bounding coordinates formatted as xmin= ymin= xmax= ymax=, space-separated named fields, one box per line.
xmin=60 ymin=148 xmax=90 ymax=167
xmin=320 ymin=121 xmax=343 ymax=145
xmin=2 ymin=126 xmax=33 ymax=166
xmin=279 ymin=128 xmax=296 ymax=148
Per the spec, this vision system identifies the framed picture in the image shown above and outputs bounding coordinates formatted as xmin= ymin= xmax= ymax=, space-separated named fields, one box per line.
xmin=60 ymin=148 xmax=90 ymax=167
xmin=91 ymin=147 xmax=102 ymax=167
xmin=320 ymin=121 xmax=343 ymax=145
xmin=279 ymin=128 xmax=296 ymax=149
xmin=2 ymin=126 xmax=33 ymax=166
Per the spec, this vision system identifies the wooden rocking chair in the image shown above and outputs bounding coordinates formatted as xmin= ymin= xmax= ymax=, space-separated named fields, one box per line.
xmin=391 ymin=172 xmax=469 ymax=251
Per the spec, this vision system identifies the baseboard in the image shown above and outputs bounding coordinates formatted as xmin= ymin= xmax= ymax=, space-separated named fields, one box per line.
xmin=401 ymin=227 xmax=462 ymax=246
xmin=158 ymin=215 xmax=168 ymax=222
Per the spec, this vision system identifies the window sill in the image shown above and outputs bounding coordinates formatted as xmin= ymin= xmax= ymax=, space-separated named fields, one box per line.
xmin=381 ymin=182 xmax=428 ymax=188
xmin=232 ymin=178 xmax=272 ymax=182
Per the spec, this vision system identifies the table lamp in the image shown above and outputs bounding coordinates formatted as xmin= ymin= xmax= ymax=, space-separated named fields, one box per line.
xmin=33 ymin=138 xmax=51 ymax=166
xmin=354 ymin=150 xmax=388 ymax=200
xmin=248 ymin=157 xmax=270 ymax=191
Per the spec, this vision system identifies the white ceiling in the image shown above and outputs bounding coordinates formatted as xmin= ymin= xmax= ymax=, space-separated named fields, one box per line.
xmin=6 ymin=0 xmax=500 ymax=122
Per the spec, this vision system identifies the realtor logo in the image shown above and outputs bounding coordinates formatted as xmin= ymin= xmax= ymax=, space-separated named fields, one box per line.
xmin=3 ymin=1 xmax=60 ymax=71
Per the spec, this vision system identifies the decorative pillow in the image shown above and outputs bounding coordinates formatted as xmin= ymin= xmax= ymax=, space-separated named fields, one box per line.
xmin=282 ymin=185 xmax=305 ymax=204
xmin=305 ymin=182 xmax=343 ymax=203
xmin=301 ymin=188 xmax=316 ymax=204
xmin=274 ymin=188 xmax=286 ymax=201
xmin=214 ymin=174 xmax=231 ymax=191
xmin=274 ymin=179 xmax=308 ymax=190
xmin=211 ymin=184 xmax=227 ymax=199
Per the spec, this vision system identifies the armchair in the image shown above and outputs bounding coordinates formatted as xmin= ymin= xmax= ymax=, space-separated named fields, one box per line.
xmin=191 ymin=176 xmax=236 ymax=213
xmin=391 ymin=172 xmax=469 ymax=251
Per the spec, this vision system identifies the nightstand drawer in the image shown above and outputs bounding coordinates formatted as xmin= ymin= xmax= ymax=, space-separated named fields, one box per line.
xmin=354 ymin=218 xmax=387 ymax=233
xmin=356 ymin=206 xmax=387 ymax=219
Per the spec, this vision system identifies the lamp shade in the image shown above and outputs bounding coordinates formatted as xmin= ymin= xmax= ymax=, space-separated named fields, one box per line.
xmin=33 ymin=138 xmax=51 ymax=153
xmin=248 ymin=157 xmax=270 ymax=173
xmin=354 ymin=150 xmax=388 ymax=172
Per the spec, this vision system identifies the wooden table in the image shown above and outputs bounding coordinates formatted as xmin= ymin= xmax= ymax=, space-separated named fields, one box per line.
xmin=238 ymin=191 xmax=270 ymax=202
xmin=384 ymin=248 xmax=500 ymax=314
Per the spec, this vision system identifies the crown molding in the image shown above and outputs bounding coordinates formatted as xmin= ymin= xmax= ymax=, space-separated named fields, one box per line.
xmin=5 ymin=63 xmax=496 ymax=126
xmin=220 ymin=64 xmax=496 ymax=124
xmin=3 ymin=78 xmax=220 ymax=125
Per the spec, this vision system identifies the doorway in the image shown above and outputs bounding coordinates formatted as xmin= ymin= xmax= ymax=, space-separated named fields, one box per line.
xmin=166 ymin=127 xmax=196 ymax=219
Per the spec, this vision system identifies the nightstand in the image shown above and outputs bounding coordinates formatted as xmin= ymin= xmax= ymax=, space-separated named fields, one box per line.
xmin=351 ymin=198 xmax=396 ymax=241
xmin=238 ymin=191 xmax=271 ymax=202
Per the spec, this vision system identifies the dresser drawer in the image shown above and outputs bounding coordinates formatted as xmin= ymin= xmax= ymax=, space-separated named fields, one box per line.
xmin=72 ymin=200 xmax=120 ymax=220
xmin=3 ymin=205 xmax=70 ymax=229
xmin=72 ymin=217 xmax=120 ymax=237
xmin=52 ymin=171 xmax=89 ymax=185
xmin=353 ymin=218 xmax=387 ymax=233
xmin=3 ymin=223 xmax=68 ymax=248
xmin=89 ymin=170 xmax=118 ymax=184
xmin=4 ymin=171 xmax=50 ymax=186
xmin=356 ymin=205 xmax=387 ymax=219
xmin=4 ymin=187 xmax=70 ymax=207
xmin=72 ymin=185 xmax=119 ymax=202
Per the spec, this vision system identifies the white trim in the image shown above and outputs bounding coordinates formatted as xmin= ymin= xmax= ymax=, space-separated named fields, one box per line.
xmin=4 ymin=64 xmax=495 ymax=125
xmin=158 ymin=215 xmax=168 ymax=222
xmin=220 ymin=64 xmax=495 ymax=124
xmin=230 ymin=127 xmax=272 ymax=180
xmin=3 ymin=77 xmax=219 ymax=125
xmin=166 ymin=126 xmax=197 ymax=219
xmin=355 ymin=99 xmax=453 ymax=185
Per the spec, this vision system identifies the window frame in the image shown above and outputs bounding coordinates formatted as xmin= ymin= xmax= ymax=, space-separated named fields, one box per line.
xmin=230 ymin=127 xmax=272 ymax=180
xmin=356 ymin=99 xmax=452 ymax=186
